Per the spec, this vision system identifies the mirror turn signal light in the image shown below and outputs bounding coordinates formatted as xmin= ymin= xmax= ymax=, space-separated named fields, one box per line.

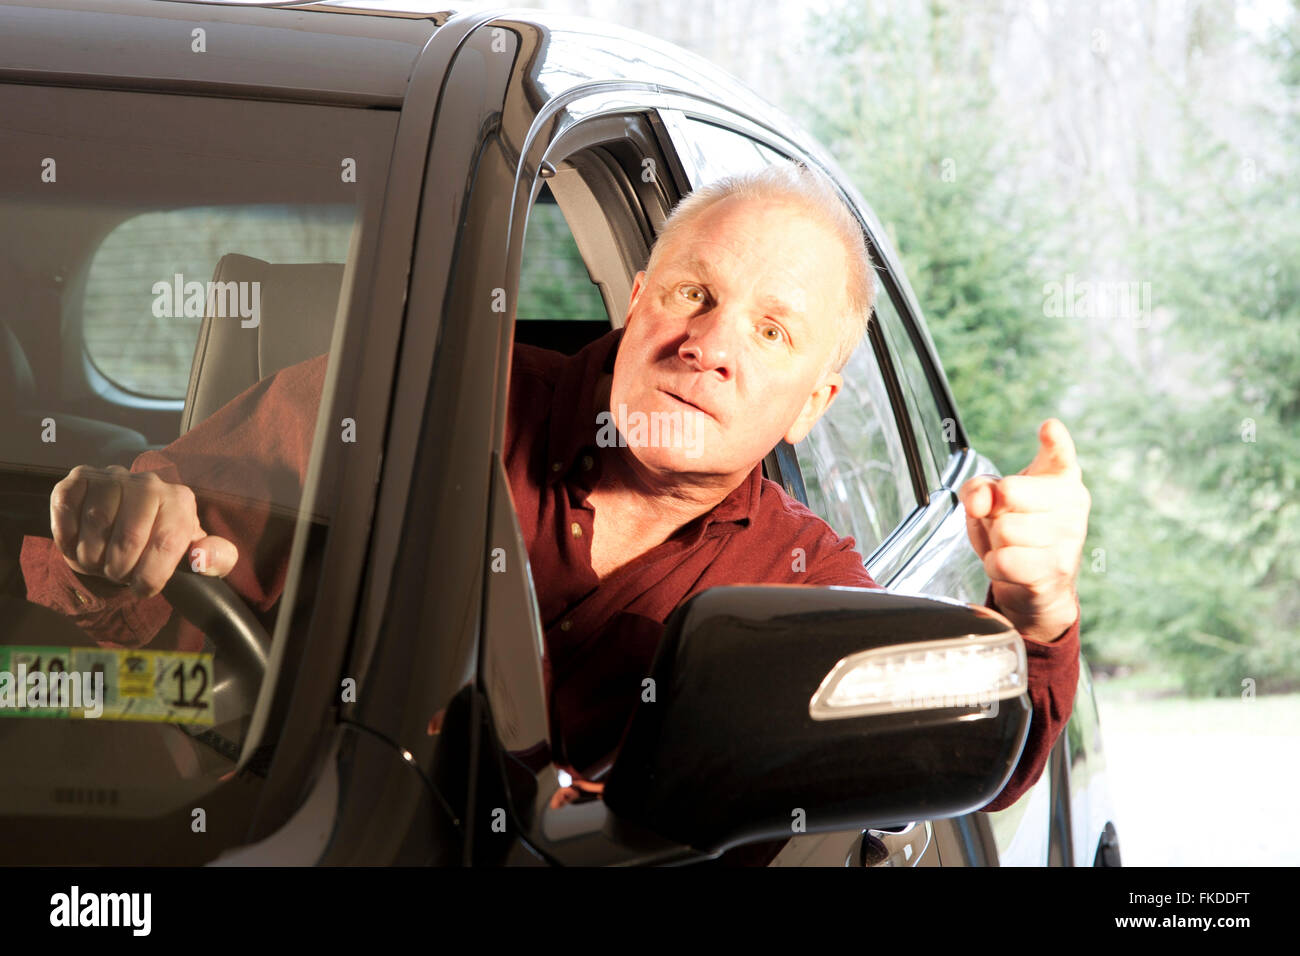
xmin=809 ymin=633 xmax=1026 ymax=720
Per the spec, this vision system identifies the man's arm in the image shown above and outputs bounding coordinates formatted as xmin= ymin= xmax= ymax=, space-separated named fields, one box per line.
xmin=20 ymin=352 xmax=329 ymax=648
xmin=957 ymin=418 xmax=1090 ymax=809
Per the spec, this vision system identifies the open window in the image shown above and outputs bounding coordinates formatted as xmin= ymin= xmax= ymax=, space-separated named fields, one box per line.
xmin=655 ymin=111 xmax=928 ymax=558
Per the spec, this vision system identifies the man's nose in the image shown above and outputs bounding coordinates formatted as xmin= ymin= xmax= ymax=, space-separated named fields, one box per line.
xmin=677 ymin=307 xmax=739 ymax=378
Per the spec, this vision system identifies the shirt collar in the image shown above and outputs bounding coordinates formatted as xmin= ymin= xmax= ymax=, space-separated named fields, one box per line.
xmin=542 ymin=326 xmax=759 ymax=530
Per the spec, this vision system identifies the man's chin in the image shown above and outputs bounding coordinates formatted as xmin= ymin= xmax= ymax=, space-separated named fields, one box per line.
xmin=627 ymin=444 xmax=716 ymax=473
xmin=601 ymin=400 xmax=714 ymax=460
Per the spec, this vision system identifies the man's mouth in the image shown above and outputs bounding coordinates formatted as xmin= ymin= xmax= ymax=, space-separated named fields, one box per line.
xmin=660 ymin=388 xmax=713 ymax=419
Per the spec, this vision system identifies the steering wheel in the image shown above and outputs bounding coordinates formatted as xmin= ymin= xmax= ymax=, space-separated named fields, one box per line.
xmin=0 ymin=467 xmax=271 ymax=730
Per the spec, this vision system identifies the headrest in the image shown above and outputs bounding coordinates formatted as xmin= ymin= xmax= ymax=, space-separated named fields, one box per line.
xmin=180 ymin=254 xmax=343 ymax=435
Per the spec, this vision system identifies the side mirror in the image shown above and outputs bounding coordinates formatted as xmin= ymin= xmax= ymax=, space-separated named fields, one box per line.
xmin=603 ymin=585 xmax=1030 ymax=854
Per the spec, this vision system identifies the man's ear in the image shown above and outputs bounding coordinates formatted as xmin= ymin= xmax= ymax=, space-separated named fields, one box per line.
xmin=624 ymin=270 xmax=647 ymax=325
xmin=784 ymin=370 xmax=842 ymax=445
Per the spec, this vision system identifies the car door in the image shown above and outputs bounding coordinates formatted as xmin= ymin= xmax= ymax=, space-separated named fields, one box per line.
xmin=469 ymin=87 xmax=716 ymax=864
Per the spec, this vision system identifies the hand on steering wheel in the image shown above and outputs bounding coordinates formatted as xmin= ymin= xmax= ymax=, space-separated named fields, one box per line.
xmin=50 ymin=464 xmax=238 ymax=596
xmin=8 ymin=464 xmax=273 ymax=728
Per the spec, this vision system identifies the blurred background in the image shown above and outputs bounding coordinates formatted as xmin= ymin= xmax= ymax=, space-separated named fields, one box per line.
xmin=516 ymin=0 xmax=1300 ymax=864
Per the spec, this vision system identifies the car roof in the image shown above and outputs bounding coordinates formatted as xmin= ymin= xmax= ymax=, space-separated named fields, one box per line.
xmin=0 ymin=0 xmax=895 ymax=295
xmin=0 ymin=0 xmax=442 ymax=106
xmin=0 ymin=1 xmax=806 ymax=141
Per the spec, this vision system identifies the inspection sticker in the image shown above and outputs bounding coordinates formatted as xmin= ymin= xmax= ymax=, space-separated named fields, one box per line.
xmin=0 ymin=646 xmax=215 ymax=724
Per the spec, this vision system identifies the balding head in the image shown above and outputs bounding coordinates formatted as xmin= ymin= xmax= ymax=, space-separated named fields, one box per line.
xmin=644 ymin=161 xmax=876 ymax=376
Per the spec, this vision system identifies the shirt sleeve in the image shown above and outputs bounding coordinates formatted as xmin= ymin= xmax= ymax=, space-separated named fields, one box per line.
xmin=978 ymin=589 xmax=1080 ymax=812
xmin=20 ymin=353 xmax=329 ymax=649
xmin=18 ymin=537 xmax=174 ymax=648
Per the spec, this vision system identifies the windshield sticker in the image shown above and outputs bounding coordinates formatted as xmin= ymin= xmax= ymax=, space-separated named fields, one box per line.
xmin=0 ymin=647 xmax=214 ymax=725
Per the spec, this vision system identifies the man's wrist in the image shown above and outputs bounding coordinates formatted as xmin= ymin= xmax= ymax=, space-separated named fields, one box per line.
xmin=1015 ymin=598 xmax=1079 ymax=644
xmin=987 ymin=588 xmax=1078 ymax=644
xmin=1018 ymin=616 xmax=1074 ymax=644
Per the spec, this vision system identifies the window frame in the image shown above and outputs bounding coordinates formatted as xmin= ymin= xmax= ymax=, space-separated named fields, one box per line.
xmin=481 ymin=105 xmax=696 ymax=864
xmin=872 ymin=266 xmax=968 ymax=490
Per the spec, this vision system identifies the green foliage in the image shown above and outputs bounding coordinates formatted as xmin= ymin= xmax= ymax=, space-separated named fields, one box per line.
xmin=517 ymin=197 xmax=607 ymax=321
xmin=798 ymin=1 xmax=1078 ymax=472
xmin=794 ymin=0 xmax=1300 ymax=694
xmin=1077 ymin=5 xmax=1300 ymax=695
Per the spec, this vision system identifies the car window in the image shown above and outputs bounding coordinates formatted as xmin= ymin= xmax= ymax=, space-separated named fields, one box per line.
xmin=664 ymin=115 xmax=920 ymax=555
xmin=85 ymin=205 xmax=356 ymax=399
xmin=676 ymin=117 xmax=772 ymax=178
xmin=0 ymin=82 xmax=396 ymax=861
xmin=873 ymin=286 xmax=945 ymax=489
xmin=796 ymin=329 xmax=919 ymax=556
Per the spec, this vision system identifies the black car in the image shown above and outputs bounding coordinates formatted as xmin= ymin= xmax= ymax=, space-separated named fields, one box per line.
xmin=0 ymin=0 xmax=1119 ymax=866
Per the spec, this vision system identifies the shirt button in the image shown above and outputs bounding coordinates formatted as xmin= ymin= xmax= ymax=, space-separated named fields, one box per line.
xmin=551 ymin=461 xmax=563 ymax=473
xmin=560 ymin=620 xmax=572 ymax=631
xmin=570 ymin=522 xmax=583 ymax=538
xmin=580 ymin=454 xmax=594 ymax=471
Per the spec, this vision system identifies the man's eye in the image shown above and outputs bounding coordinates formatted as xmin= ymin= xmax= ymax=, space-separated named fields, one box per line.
xmin=681 ymin=285 xmax=705 ymax=303
xmin=760 ymin=323 xmax=785 ymax=343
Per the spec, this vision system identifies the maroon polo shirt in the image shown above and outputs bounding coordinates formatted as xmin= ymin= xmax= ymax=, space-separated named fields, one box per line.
xmin=21 ymin=327 xmax=1079 ymax=818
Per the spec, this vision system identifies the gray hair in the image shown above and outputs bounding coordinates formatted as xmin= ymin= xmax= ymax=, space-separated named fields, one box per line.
xmin=644 ymin=160 xmax=876 ymax=377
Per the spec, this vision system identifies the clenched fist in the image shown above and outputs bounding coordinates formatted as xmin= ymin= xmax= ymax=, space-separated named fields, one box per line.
xmin=50 ymin=464 xmax=238 ymax=598
xmin=958 ymin=419 xmax=1090 ymax=643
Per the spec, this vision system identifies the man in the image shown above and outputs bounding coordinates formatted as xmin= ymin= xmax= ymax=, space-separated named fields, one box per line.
xmin=21 ymin=161 xmax=1088 ymax=832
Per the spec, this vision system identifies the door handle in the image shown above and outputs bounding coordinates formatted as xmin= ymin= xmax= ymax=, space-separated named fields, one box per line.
xmin=860 ymin=820 xmax=932 ymax=866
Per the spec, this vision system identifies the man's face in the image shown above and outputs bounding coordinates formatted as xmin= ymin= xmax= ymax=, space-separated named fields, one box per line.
xmin=608 ymin=194 xmax=847 ymax=484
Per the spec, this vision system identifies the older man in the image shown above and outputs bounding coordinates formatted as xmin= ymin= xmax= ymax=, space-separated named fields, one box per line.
xmin=21 ymin=162 xmax=1088 ymax=826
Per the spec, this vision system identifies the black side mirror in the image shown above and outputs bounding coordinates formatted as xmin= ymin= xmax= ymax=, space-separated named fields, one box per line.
xmin=603 ymin=585 xmax=1030 ymax=854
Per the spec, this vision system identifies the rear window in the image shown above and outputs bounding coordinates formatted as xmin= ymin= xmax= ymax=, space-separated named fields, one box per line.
xmin=85 ymin=205 xmax=355 ymax=399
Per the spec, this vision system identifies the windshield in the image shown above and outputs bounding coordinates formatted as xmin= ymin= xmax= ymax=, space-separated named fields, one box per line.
xmin=0 ymin=83 xmax=397 ymax=862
